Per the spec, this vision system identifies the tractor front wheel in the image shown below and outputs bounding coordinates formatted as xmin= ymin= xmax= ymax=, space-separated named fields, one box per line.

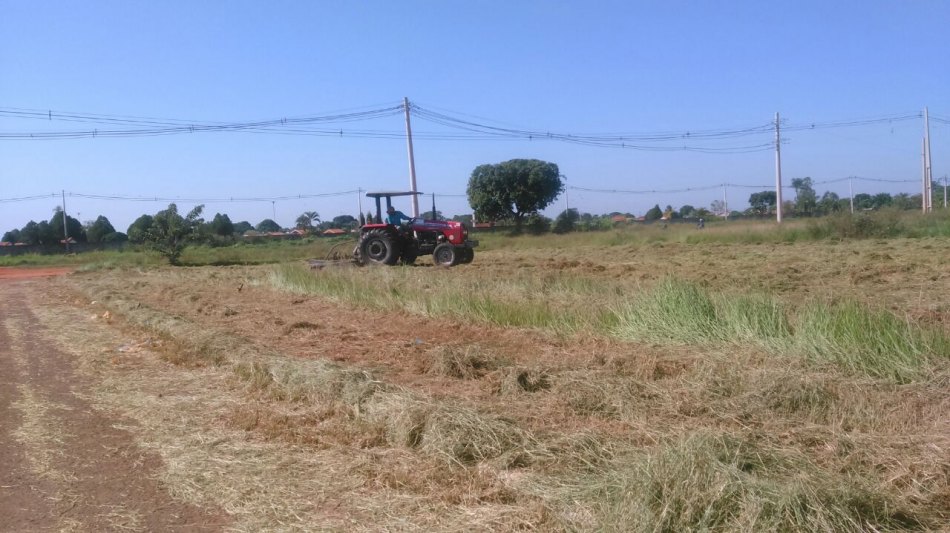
xmin=433 ymin=243 xmax=458 ymax=267
xmin=359 ymin=229 xmax=399 ymax=266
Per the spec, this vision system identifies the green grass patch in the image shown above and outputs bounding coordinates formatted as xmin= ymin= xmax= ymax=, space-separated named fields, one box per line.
xmin=270 ymin=264 xmax=606 ymax=333
xmin=613 ymin=279 xmax=948 ymax=382
xmin=794 ymin=301 xmax=950 ymax=382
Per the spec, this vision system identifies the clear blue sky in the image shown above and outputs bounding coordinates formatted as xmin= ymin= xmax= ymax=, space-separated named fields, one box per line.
xmin=2 ymin=0 xmax=948 ymax=232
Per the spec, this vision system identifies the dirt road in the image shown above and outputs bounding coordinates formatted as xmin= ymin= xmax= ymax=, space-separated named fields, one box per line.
xmin=0 ymin=275 xmax=227 ymax=531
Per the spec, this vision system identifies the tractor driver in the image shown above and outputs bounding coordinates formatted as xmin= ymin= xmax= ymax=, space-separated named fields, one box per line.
xmin=386 ymin=206 xmax=412 ymax=226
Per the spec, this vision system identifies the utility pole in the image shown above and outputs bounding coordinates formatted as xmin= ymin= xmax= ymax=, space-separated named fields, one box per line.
xmin=357 ymin=188 xmax=363 ymax=222
xmin=272 ymin=200 xmax=276 ymax=221
xmin=774 ymin=112 xmax=783 ymax=223
xmin=403 ymin=97 xmax=420 ymax=217
xmin=924 ymin=107 xmax=933 ymax=212
xmin=61 ymin=190 xmax=69 ymax=252
xmin=849 ymin=177 xmax=855 ymax=214
xmin=721 ymin=184 xmax=729 ymax=219
xmin=922 ymin=138 xmax=928 ymax=213
xmin=943 ymin=175 xmax=948 ymax=209
xmin=563 ymin=175 xmax=569 ymax=212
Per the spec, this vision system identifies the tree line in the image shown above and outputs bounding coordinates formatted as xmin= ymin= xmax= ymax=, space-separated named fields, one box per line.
xmin=3 ymin=160 xmax=941 ymax=254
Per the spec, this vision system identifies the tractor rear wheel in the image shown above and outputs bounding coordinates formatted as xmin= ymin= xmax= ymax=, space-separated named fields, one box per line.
xmin=359 ymin=229 xmax=399 ymax=265
xmin=433 ymin=243 xmax=458 ymax=266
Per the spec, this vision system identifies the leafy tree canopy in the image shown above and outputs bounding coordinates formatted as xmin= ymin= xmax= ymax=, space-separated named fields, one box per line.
xmin=256 ymin=219 xmax=281 ymax=232
xmin=553 ymin=208 xmax=579 ymax=234
xmin=792 ymin=177 xmax=817 ymax=216
xmin=86 ymin=215 xmax=116 ymax=243
xmin=467 ymin=159 xmax=562 ymax=227
xmin=232 ymin=221 xmax=254 ymax=234
xmin=748 ymin=191 xmax=777 ymax=215
xmin=49 ymin=206 xmax=86 ymax=243
xmin=295 ymin=211 xmax=320 ymax=229
xmin=127 ymin=214 xmax=154 ymax=243
xmin=2 ymin=229 xmax=21 ymax=243
xmin=210 ymin=213 xmax=235 ymax=236
xmin=331 ymin=215 xmax=358 ymax=229
xmin=144 ymin=203 xmax=204 ymax=265
xmin=645 ymin=204 xmax=663 ymax=220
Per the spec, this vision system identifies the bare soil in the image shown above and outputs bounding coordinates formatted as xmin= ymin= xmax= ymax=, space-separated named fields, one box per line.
xmin=0 ymin=275 xmax=229 ymax=531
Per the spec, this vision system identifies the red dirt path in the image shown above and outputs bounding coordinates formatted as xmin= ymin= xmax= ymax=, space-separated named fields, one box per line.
xmin=0 ymin=266 xmax=73 ymax=281
xmin=0 ymin=279 xmax=229 ymax=530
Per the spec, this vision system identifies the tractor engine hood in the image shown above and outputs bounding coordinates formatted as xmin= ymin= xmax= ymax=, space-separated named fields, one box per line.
xmin=411 ymin=219 xmax=459 ymax=231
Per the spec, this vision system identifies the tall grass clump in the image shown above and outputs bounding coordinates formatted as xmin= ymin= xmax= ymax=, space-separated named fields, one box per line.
xmin=807 ymin=210 xmax=905 ymax=240
xmin=613 ymin=279 xmax=948 ymax=381
xmin=612 ymin=279 xmax=790 ymax=346
xmin=270 ymin=264 xmax=380 ymax=307
xmin=562 ymin=433 xmax=921 ymax=531
xmin=271 ymin=264 xmax=604 ymax=333
xmin=794 ymin=301 xmax=949 ymax=382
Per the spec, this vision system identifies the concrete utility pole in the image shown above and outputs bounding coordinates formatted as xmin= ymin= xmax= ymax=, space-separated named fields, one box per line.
xmin=944 ymin=175 xmax=948 ymax=209
xmin=924 ymin=107 xmax=933 ymax=212
xmin=849 ymin=177 xmax=855 ymax=214
xmin=403 ymin=97 xmax=420 ymax=217
xmin=922 ymin=138 xmax=928 ymax=213
xmin=722 ymin=184 xmax=728 ymax=219
xmin=61 ymin=190 xmax=69 ymax=252
xmin=774 ymin=112 xmax=783 ymax=223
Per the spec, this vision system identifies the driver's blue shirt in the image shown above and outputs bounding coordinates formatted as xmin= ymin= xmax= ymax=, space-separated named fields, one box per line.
xmin=387 ymin=210 xmax=411 ymax=225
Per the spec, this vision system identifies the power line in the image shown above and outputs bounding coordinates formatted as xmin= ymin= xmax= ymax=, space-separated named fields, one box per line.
xmin=3 ymin=103 xmax=937 ymax=153
xmin=0 ymin=190 xmax=360 ymax=204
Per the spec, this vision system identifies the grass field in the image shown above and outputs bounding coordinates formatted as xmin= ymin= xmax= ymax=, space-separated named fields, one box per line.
xmin=24 ymin=214 xmax=950 ymax=530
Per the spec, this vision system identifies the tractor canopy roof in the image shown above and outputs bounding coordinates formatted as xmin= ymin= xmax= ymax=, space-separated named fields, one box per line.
xmin=365 ymin=191 xmax=423 ymax=199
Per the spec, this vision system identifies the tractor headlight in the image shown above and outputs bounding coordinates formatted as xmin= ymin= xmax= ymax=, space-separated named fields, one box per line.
xmin=448 ymin=234 xmax=456 ymax=241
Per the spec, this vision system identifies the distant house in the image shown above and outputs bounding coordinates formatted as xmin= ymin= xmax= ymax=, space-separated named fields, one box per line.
xmin=322 ymin=228 xmax=347 ymax=236
xmin=610 ymin=215 xmax=628 ymax=224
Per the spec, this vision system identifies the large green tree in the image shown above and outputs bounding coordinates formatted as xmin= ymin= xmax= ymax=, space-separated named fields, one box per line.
xmin=256 ymin=219 xmax=281 ymax=232
xmin=467 ymin=159 xmax=563 ymax=228
xmin=792 ymin=177 xmax=817 ymax=216
xmin=553 ymin=208 xmax=579 ymax=234
xmin=144 ymin=203 xmax=204 ymax=265
xmin=19 ymin=220 xmax=57 ymax=244
xmin=49 ymin=207 xmax=86 ymax=243
xmin=86 ymin=215 xmax=116 ymax=243
xmin=748 ymin=191 xmax=777 ymax=215
xmin=2 ymin=229 xmax=20 ymax=243
xmin=127 ymin=214 xmax=154 ymax=243
xmin=209 ymin=213 xmax=235 ymax=236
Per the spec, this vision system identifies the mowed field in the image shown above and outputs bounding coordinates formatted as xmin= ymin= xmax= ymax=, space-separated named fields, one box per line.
xmin=3 ymin=225 xmax=949 ymax=531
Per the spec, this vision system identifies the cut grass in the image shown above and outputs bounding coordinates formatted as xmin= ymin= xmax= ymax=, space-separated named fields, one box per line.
xmin=56 ymin=261 xmax=950 ymax=530
xmin=551 ymin=433 xmax=924 ymax=531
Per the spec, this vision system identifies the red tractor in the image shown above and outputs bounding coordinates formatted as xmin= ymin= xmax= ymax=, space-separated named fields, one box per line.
xmin=354 ymin=191 xmax=478 ymax=267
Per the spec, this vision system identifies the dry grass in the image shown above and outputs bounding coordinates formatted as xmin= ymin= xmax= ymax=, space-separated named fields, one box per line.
xmin=40 ymin=235 xmax=950 ymax=530
xmin=423 ymin=344 xmax=506 ymax=379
